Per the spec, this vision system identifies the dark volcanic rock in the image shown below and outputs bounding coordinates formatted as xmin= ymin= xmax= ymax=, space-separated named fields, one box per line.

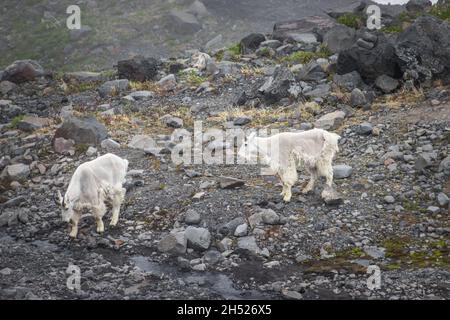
xmin=395 ymin=15 xmax=450 ymax=85
xmin=240 ymin=33 xmax=266 ymax=54
xmin=1 ymin=60 xmax=45 ymax=84
xmin=337 ymin=32 xmax=401 ymax=83
xmin=54 ymin=116 xmax=108 ymax=146
xmin=257 ymin=66 xmax=296 ymax=104
xmin=117 ymin=56 xmax=159 ymax=82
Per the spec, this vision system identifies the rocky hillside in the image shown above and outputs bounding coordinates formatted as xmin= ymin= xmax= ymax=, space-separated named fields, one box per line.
xmin=0 ymin=1 xmax=449 ymax=300
xmin=0 ymin=0 xmax=403 ymax=71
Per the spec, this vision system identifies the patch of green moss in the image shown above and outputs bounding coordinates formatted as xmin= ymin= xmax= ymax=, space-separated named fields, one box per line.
xmin=282 ymin=51 xmax=316 ymax=64
xmin=381 ymin=25 xmax=403 ymax=34
xmin=178 ymin=70 xmax=207 ymax=87
xmin=383 ymin=237 xmax=409 ymax=258
xmin=9 ymin=115 xmax=25 ymax=129
xmin=228 ymin=43 xmax=242 ymax=56
xmin=337 ymin=13 xmax=362 ymax=29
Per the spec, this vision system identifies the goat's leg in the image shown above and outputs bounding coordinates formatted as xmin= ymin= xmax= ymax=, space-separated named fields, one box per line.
xmin=69 ymin=212 xmax=81 ymax=238
xmin=280 ymin=167 xmax=297 ymax=202
xmin=318 ymin=163 xmax=334 ymax=188
xmin=302 ymin=169 xmax=317 ymax=194
xmin=93 ymin=203 xmax=106 ymax=233
xmin=324 ymin=164 xmax=334 ymax=188
xmin=110 ymin=187 xmax=125 ymax=226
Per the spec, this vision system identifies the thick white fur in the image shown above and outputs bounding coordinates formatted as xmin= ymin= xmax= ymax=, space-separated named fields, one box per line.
xmin=238 ymin=128 xmax=340 ymax=202
xmin=60 ymin=153 xmax=128 ymax=238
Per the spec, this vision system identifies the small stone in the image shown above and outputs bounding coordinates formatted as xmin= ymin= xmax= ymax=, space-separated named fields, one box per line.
xmin=260 ymin=208 xmax=281 ymax=225
xmin=427 ymin=206 xmax=440 ymax=214
xmin=384 ymin=196 xmax=395 ymax=204
xmin=321 ymin=187 xmax=343 ymax=205
xmin=350 ymin=88 xmax=367 ymax=107
xmin=203 ymin=250 xmax=222 ymax=265
xmin=0 ymin=268 xmax=13 ymax=275
xmin=333 ymin=164 xmax=353 ymax=179
xmin=237 ymin=236 xmax=261 ymax=255
xmin=437 ymin=193 xmax=449 ymax=207
xmin=415 ymin=153 xmax=432 ymax=171
xmin=101 ymin=139 xmax=120 ymax=149
xmin=356 ymin=122 xmax=373 ymax=135
xmin=218 ymin=176 xmax=245 ymax=189
xmin=157 ymin=232 xmax=187 ymax=255
xmin=86 ymin=146 xmax=97 ymax=156
xmin=364 ymin=246 xmax=385 ymax=259
xmin=281 ymin=289 xmax=303 ymax=300
xmin=234 ymin=223 xmax=248 ymax=237
xmin=184 ymin=209 xmax=201 ymax=225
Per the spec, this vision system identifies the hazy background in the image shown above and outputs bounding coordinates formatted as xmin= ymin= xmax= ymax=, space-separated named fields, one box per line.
xmin=0 ymin=0 xmax=418 ymax=71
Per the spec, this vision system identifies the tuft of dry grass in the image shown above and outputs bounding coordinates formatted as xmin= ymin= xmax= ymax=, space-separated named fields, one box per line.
xmin=130 ymin=81 xmax=167 ymax=96
xmin=372 ymin=86 xmax=425 ymax=109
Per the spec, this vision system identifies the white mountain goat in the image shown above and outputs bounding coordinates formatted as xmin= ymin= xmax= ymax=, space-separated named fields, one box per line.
xmin=238 ymin=128 xmax=340 ymax=202
xmin=55 ymin=153 xmax=128 ymax=238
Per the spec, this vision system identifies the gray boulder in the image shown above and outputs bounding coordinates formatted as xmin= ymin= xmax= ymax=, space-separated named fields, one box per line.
xmin=157 ymin=232 xmax=187 ymax=255
xmin=54 ymin=116 xmax=108 ymax=146
xmin=185 ymin=226 xmax=211 ymax=251
xmin=258 ymin=66 xmax=296 ymax=104
xmin=240 ymin=33 xmax=266 ymax=54
xmin=333 ymin=71 xmax=364 ymax=91
xmin=375 ymin=74 xmax=399 ymax=93
xmin=314 ymin=111 xmax=346 ymax=130
xmin=272 ymin=16 xmax=336 ymax=42
xmin=406 ymin=0 xmax=432 ymax=12
xmin=17 ymin=116 xmax=51 ymax=132
xmin=1 ymin=60 xmax=45 ymax=83
xmin=98 ymin=79 xmax=130 ymax=98
xmin=296 ymin=62 xmax=327 ymax=82
xmin=323 ymin=24 xmax=356 ymax=53
xmin=117 ymin=56 xmax=159 ymax=82
xmin=350 ymin=88 xmax=367 ymax=107
xmin=1 ymin=164 xmax=30 ymax=182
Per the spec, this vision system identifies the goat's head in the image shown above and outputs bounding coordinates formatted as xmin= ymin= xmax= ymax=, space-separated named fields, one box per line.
xmin=238 ymin=132 xmax=259 ymax=162
xmin=54 ymin=190 xmax=72 ymax=223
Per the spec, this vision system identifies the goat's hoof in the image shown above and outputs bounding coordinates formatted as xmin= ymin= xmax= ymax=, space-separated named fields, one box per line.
xmin=69 ymin=232 xmax=77 ymax=238
xmin=110 ymin=220 xmax=118 ymax=227
xmin=96 ymin=227 xmax=105 ymax=233
xmin=283 ymin=196 xmax=291 ymax=202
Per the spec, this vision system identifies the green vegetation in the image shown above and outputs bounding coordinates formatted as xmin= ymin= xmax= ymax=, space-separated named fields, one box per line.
xmin=381 ymin=25 xmax=403 ymax=34
xmin=228 ymin=42 xmax=242 ymax=56
xmin=178 ymin=70 xmax=207 ymax=86
xmin=9 ymin=115 xmax=25 ymax=129
xmin=281 ymin=45 xmax=331 ymax=65
xmin=337 ymin=13 xmax=362 ymax=29
xmin=382 ymin=237 xmax=449 ymax=269
xmin=257 ymin=47 xmax=272 ymax=58
xmin=282 ymin=51 xmax=316 ymax=64
xmin=429 ymin=4 xmax=450 ymax=20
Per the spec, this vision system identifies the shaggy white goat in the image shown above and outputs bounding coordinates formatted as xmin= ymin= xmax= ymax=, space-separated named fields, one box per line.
xmin=55 ymin=153 xmax=128 ymax=238
xmin=238 ymin=128 xmax=340 ymax=202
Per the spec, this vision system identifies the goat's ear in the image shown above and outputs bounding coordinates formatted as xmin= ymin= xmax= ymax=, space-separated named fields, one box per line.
xmin=248 ymin=132 xmax=256 ymax=141
xmin=54 ymin=190 xmax=64 ymax=206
